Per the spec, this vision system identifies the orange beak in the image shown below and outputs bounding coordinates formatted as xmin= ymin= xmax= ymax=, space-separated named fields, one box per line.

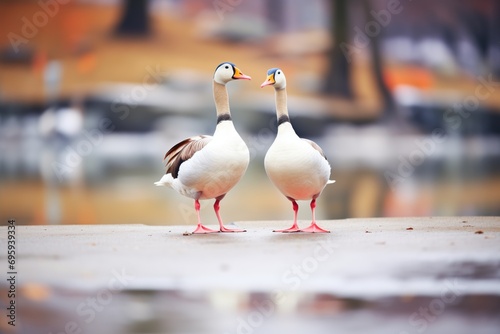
xmin=260 ymin=74 xmax=275 ymax=88
xmin=232 ymin=67 xmax=251 ymax=80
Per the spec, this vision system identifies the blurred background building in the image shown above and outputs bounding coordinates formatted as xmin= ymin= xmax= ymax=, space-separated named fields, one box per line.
xmin=0 ymin=0 xmax=499 ymax=226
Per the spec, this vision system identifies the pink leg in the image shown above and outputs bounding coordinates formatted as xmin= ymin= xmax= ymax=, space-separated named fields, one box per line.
xmin=191 ymin=199 xmax=218 ymax=234
xmin=274 ymin=199 xmax=300 ymax=233
xmin=214 ymin=196 xmax=246 ymax=233
xmin=300 ymin=198 xmax=330 ymax=233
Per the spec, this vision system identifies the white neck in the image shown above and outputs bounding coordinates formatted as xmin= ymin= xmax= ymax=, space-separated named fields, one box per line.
xmin=275 ymin=87 xmax=289 ymax=120
xmin=213 ymin=81 xmax=231 ymax=116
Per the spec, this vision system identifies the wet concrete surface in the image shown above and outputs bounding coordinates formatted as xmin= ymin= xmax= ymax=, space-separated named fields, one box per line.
xmin=1 ymin=217 xmax=499 ymax=333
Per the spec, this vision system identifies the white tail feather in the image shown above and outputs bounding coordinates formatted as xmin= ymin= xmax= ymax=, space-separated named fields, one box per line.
xmin=154 ymin=174 xmax=173 ymax=187
xmin=327 ymin=180 xmax=336 ymax=184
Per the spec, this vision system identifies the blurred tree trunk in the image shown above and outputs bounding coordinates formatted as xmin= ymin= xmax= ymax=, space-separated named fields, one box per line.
xmin=114 ymin=0 xmax=150 ymax=36
xmin=360 ymin=0 xmax=396 ymax=118
xmin=266 ymin=0 xmax=286 ymax=32
xmin=489 ymin=0 xmax=500 ymax=79
xmin=322 ymin=0 xmax=353 ymax=98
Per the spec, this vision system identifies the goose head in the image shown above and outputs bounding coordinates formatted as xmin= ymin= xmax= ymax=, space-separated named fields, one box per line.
xmin=260 ymin=68 xmax=286 ymax=90
xmin=214 ymin=62 xmax=251 ymax=85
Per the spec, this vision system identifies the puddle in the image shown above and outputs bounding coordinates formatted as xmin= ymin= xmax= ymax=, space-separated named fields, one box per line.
xmin=5 ymin=287 xmax=500 ymax=334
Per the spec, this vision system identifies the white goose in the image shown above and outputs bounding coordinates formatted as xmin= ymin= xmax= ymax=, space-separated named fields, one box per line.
xmin=261 ymin=68 xmax=335 ymax=233
xmin=155 ymin=62 xmax=251 ymax=234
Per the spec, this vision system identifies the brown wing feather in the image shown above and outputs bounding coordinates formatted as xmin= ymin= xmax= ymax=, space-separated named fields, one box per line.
xmin=164 ymin=135 xmax=212 ymax=178
xmin=302 ymin=138 xmax=327 ymax=160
